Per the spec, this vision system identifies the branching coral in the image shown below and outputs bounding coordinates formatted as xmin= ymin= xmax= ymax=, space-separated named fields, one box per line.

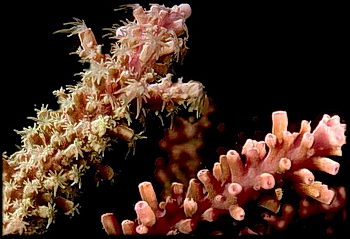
xmin=101 ymin=111 xmax=347 ymax=235
xmin=2 ymin=3 xmax=206 ymax=235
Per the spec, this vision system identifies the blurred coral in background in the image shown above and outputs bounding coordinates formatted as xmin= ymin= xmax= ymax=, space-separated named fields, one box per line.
xmin=155 ymin=100 xmax=215 ymax=198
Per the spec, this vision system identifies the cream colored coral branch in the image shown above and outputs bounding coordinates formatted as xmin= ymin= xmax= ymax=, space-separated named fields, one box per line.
xmin=2 ymin=3 xmax=205 ymax=235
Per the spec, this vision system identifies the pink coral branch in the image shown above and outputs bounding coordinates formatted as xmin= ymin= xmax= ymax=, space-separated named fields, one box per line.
xmin=101 ymin=111 xmax=346 ymax=235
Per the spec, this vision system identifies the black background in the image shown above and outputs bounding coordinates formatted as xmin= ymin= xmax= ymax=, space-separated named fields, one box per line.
xmin=1 ymin=0 xmax=349 ymax=238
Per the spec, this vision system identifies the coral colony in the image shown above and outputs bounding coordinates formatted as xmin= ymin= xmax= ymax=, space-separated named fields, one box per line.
xmin=2 ymin=3 xmax=347 ymax=236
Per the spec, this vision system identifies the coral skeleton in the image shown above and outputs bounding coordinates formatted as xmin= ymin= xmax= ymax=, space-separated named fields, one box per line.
xmin=101 ymin=111 xmax=347 ymax=235
xmin=2 ymin=3 xmax=206 ymax=235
